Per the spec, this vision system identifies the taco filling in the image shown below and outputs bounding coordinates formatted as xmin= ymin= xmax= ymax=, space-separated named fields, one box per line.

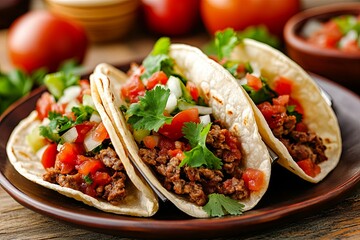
xmin=28 ymin=76 xmax=129 ymax=205
xmin=118 ymin=38 xmax=265 ymax=216
xmin=209 ymin=29 xmax=328 ymax=178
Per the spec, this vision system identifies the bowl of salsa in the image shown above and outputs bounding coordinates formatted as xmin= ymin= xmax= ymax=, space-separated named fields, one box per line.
xmin=284 ymin=3 xmax=360 ymax=92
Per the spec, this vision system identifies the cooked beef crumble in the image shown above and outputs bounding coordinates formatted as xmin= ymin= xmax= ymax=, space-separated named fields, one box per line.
xmin=43 ymin=147 xmax=127 ymax=205
xmin=139 ymin=122 xmax=249 ymax=206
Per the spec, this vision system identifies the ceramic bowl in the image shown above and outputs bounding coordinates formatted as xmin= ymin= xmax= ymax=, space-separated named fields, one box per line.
xmin=284 ymin=3 xmax=360 ymax=91
xmin=45 ymin=0 xmax=140 ymax=43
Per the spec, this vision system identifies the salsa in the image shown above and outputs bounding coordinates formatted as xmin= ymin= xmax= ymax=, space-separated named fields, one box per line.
xmin=301 ymin=14 xmax=360 ymax=52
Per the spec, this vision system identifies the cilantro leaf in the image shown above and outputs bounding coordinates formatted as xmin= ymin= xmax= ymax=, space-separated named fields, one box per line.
xmin=180 ymin=122 xmax=222 ymax=170
xmin=334 ymin=15 xmax=360 ymax=35
xmin=151 ymin=37 xmax=171 ymax=55
xmin=126 ymin=86 xmax=173 ymax=131
xmin=39 ymin=112 xmax=75 ymax=143
xmin=237 ymin=25 xmax=280 ymax=49
xmin=72 ymin=105 xmax=95 ymax=124
xmin=39 ymin=125 xmax=60 ymax=143
xmin=287 ymin=105 xmax=303 ymax=123
xmin=214 ymin=28 xmax=240 ymax=60
xmin=243 ymin=77 xmax=277 ymax=104
xmin=203 ymin=193 xmax=244 ymax=217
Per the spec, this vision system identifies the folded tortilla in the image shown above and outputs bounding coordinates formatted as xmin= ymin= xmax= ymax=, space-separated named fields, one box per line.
xmin=90 ymin=43 xmax=272 ymax=218
xmin=229 ymin=39 xmax=342 ymax=183
xmin=6 ymin=81 xmax=159 ymax=217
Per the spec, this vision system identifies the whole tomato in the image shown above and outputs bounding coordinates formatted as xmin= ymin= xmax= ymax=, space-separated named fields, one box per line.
xmin=200 ymin=0 xmax=300 ymax=37
xmin=7 ymin=10 xmax=88 ymax=73
xmin=141 ymin=0 xmax=200 ymax=36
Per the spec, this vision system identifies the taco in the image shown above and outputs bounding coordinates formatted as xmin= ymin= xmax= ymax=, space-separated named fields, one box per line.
xmin=208 ymin=29 xmax=342 ymax=183
xmin=6 ymin=72 xmax=158 ymax=216
xmin=91 ymin=38 xmax=271 ymax=218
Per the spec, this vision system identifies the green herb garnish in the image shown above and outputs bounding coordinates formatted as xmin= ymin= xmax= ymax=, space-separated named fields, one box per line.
xmin=203 ymin=193 xmax=244 ymax=217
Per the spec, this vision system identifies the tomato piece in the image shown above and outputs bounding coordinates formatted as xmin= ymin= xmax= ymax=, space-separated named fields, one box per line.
xmin=246 ymin=73 xmax=262 ymax=91
xmin=77 ymin=158 xmax=104 ymax=176
xmin=186 ymin=81 xmax=199 ymax=102
xmin=158 ymin=108 xmax=200 ymax=140
xmin=143 ymin=135 xmax=159 ymax=149
xmin=41 ymin=143 xmax=58 ymax=169
xmin=342 ymin=40 xmax=359 ymax=52
xmin=295 ymin=122 xmax=308 ymax=132
xmin=273 ymin=76 xmax=293 ymax=95
xmin=36 ymin=92 xmax=56 ymax=121
xmin=272 ymin=95 xmax=290 ymax=106
xmin=297 ymin=158 xmax=321 ymax=177
xmin=242 ymin=168 xmax=265 ymax=191
xmin=146 ymin=71 xmax=168 ymax=90
xmin=57 ymin=142 xmax=84 ymax=165
xmin=77 ymin=80 xmax=91 ymax=102
xmin=168 ymin=148 xmax=185 ymax=160
xmin=75 ymin=122 xmax=96 ymax=143
xmin=92 ymin=171 xmax=111 ymax=186
xmin=288 ymin=97 xmax=304 ymax=115
xmin=120 ymin=75 xmax=146 ymax=103
xmin=92 ymin=122 xmax=109 ymax=142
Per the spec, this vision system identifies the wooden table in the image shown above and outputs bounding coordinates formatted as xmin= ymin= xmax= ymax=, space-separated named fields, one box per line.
xmin=1 ymin=19 xmax=360 ymax=240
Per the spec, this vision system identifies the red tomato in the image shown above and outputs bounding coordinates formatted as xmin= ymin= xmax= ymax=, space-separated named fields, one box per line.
xmin=121 ymin=75 xmax=146 ymax=103
xmin=246 ymin=73 xmax=262 ymax=91
xmin=141 ymin=0 xmax=200 ymax=36
xmin=272 ymin=95 xmax=290 ymax=106
xmin=308 ymin=21 xmax=342 ymax=49
xmin=57 ymin=142 xmax=84 ymax=165
xmin=75 ymin=122 xmax=96 ymax=143
xmin=158 ymin=108 xmax=200 ymax=140
xmin=36 ymin=92 xmax=56 ymax=121
xmin=41 ymin=143 xmax=58 ymax=169
xmin=200 ymin=0 xmax=300 ymax=37
xmin=7 ymin=10 xmax=87 ymax=73
xmin=92 ymin=122 xmax=109 ymax=142
xmin=143 ymin=135 xmax=159 ymax=149
xmin=186 ymin=81 xmax=200 ymax=102
xmin=242 ymin=168 xmax=265 ymax=191
xmin=92 ymin=172 xmax=111 ymax=186
xmin=297 ymin=159 xmax=321 ymax=178
xmin=77 ymin=158 xmax=104 ymax=176
xmin=146 ymin=71 xmax=168 ymax=90
xmin=273 ymin=76 xmax=293 ymax=95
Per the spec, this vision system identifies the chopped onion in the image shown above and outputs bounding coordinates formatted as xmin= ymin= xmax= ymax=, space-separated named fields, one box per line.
xmin=90 ymin=112 xmax=102 ymax=123
xmin=58 ymin=86 xmax=81 ymax=104
xmin=65 ymin=99 xmax=80 ymax=113
xmin=165 ymin=92 xmax=178 ymax=113
xmin=301 ymin=19 xmax=322 ymax=38
xmin=339 ymin=30 xmax=358 ymax=49
xmin=83 ymin=131 xmax=102 ymax=151
xmin=61 ymin=126 xmax=78 ymax=143
xmin=200 ymin=115 xmax=211 ymax=125
xmin=178 ymin=100 xmax=212 ymax=115
xmin=166 ymin=76 xmax=182 ymax=98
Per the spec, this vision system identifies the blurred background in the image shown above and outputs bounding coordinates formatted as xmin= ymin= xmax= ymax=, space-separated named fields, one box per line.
xmin=0 ymin=0 xmax=359 ymax=114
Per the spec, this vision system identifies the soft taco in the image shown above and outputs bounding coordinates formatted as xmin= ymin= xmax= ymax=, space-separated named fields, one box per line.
xmin=91 ymin=38 xmax=271 ymax=218
xmin=208 ymin=29 xmax=342 ymax=183
xmin=6 ymin=71 xmax=158 ymax=216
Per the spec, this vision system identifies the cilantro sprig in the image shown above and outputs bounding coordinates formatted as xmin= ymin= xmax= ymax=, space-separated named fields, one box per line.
xmin=179 ymin=122 xmax=222 ymax=170
xmin=203 ymin=193 xmax=244 ymax=217
xmin=126 ymin=86 xmax=173 ymax=132
xmin=242 ymin=77 xmax=277 ymax=105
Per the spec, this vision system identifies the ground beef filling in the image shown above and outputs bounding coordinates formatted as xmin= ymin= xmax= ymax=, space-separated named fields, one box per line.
xmin=43 ymin=147 xmax=127 ymax=205
xmin=139 ymin=123 xmax=249 ymax=206
xmin=257 ymin=102 xmax=328 ymax=165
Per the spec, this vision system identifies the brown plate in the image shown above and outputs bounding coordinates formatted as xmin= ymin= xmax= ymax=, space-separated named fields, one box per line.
xmin=0 ymin=71 xmax=359 ymax=239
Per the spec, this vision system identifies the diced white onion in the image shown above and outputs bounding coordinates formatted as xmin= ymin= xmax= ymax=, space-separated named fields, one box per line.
xmin=339 ymin=30 xmax=358 ymax=49
xmin=82 ymin=94 xmax=95 ymax=108
xmin=178 ymin=101 xmax=213 ymax=115
xmin=165 ymin=92 xmax=178 ymax=113
xmin=58 ymin=86 xmax=81 ymax=104
xmin=301 ymin=19 xmax=322 ymax=38
xmin=57 ymin=143 xmax=63 ymax=152
xmin=251 ymin=62 xmax=261 ymax=78
xmin=61 ymin=127 xmax=78 ymax=143
xmin=238 ymin=77 xmax=247 ymax=85
xmin=166 ymin=76 xmax=182 ymax=98
xmin=90 ymin=112 xmax=102 ymax=123
xmin=65 ymin=99 xmax=80 ymax=113
xmin=200 ymin=115 xmax=211 ymax=125
xmin=83 ymin=131 xmax=102 ymax=152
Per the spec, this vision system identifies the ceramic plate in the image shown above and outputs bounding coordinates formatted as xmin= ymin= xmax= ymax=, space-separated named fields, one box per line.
xmin=0 ymin=71 xmax=359 ymax=239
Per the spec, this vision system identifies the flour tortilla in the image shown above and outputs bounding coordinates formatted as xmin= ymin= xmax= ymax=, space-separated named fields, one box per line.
xmin=229 ymin=38 xmax=342 ymax=183
xmin=6 ymin=83 xmax=159 ymax=217
xmin=90 ymin=43 xmax=272 ymax=218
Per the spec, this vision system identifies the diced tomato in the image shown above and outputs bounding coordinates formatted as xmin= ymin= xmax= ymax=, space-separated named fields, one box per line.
xmin=36 ymin=92 xmax=56 ymax=120
xmin=92 ymin=171 xmax=111 ymax=186
xmin=146 ymin=71 xmax=168 ymax=90
xmin=143 ymin=135 xmax=159 ymax=149
xmin=41 ymin=143 xmax=58 ymax=169
xmin=297 ymin=158 xmax=321 ymax=177
xmin=342 ymin=40 xmax=359 ymax=52
xmin=158 ymin=108 xmax=200 ymax=140
xmin=77 ymin=80 xmax=91 ymax=102
xmin=224 ymin=130 xmax=242 ymax=159
xmin=236 ymin=63 xmax=246 ymax=76
xmin=57 ymin=142 xmax=84 ymax=165
xmin=186 ymin=81 xmax=199 ymax=102
xmin=273 ymin=76 xmax=293 ymax=96
xmin=272 ymin=95 xmax=290 ymax=106
xmin=168 ymin=148 xmax=185 ymax=160
xmin=308 ymin=21 xmax=342 ymax=49
xmin=242 ymin=168 xmax=265 ymax=191
xmin=77 ymin=158 xmax=104 ymax=176
xmin=257 ymin=102 xmax=285 ymax=120
xmin=92 ymin=122 xmax=109 ymax=142
xmin=75 ymin=122 xmax=96 ymax=143
xmin=288 ymin=97 xmax=304 ymax=115
xmin=120 ymin=75 xmax=146 ymax=103
xmin=295 ymin=122 xmax=308 ymax=132
xmin=246 ymin=73 xmax=262 ymax=91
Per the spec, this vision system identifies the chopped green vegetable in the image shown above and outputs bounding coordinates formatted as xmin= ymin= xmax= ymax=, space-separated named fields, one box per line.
xmin=72 ymin=105 xmax=95 ymax=124
xmin=237 ymin=26 xmax=280 ymax=49
xmin=150 ymin=37 xmax=171 ymax=55
xmin=83 ymin=174 xmax=93 ymax=184
xmin=286 ymin=105 xmax=303 ymax=123
xmin=180 ymin=122 xmax=222 ymax=169
xmin=334 ymin=15 xmax=360 ymax=35
xmin=203 ymin=193 xmax=244 ymax=217
xmin=214 ymin=28 xmax=240 ymax=61
xmin=44 ymin=71 xmax=80 ymax=99
xmin=126 ymin=86 xmax=173 ymax=131
xmin=243 ymin=77 xmax=277 ymax=104
xmin=39 ymin=111 xmax=76 ymax=143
